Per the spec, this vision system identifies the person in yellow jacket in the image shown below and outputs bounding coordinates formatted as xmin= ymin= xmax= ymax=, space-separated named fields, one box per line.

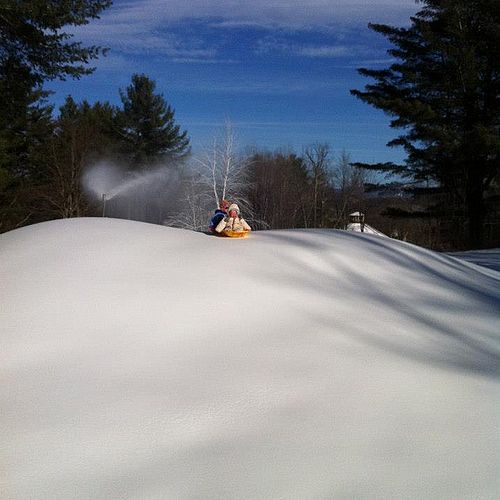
xmin=215 ymin=203 xmax=251 ymax=234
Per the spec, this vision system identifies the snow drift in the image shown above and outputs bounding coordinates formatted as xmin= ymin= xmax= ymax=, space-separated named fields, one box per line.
xmin=2 ymin=218 xmax=499 ymax=500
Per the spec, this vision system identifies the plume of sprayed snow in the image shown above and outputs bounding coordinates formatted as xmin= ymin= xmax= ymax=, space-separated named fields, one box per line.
xmin=106 ymin=166 xmax=179 ymax=199
xmin=82 ymin=161 xmax=183 ymax=202
xmin=82 ymin=162 xmax=124 ymax=200
xmin=82 ymin=161 xmax=183 ymax=223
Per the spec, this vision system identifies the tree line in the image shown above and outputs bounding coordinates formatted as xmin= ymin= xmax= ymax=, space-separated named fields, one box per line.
xmin=1 ymin=0 xmax=498 ymax=249
xmin=0 ymin=72 xmax=190 ymax=229
xmin=164 ymin=136 xmax=369 ymax=233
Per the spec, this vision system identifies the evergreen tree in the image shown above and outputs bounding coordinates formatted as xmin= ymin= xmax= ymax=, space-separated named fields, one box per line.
xmin=45 ymin=96 xmax=120 ymax=218
xmin=0 ymin=0 xmax=111 ymax=90
xmin=0 ymin=86 xmax=53 ymax=178
xmin=0 ymin=0 xmax=112 ymax=149
xmin=0 ymin=0 xmax=112 ymax=231
xmin=0 ymin=87 xmax=54 ymax=232
xmin=0 ymin=0 xmax=112 ymax=167
xmin=351 ymin=0 xmax=499 ymax=248
xmin=118 ymin=74 xmax=190 ymax=167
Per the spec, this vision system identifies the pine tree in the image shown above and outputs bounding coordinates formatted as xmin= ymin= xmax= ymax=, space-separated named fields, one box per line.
xmin=45 ymin=96 xmax=120 ymax=218
xmin=0 ymin=0 xmax=112 ymax=230
xmin=118 ymin=74 xmax=190 ymax=167
xmin=0 ymin=87 xmax=54 ymax=231
xmin=0 ymin=0 xmax=111 ymax=90
xmin=351 ymin=0 xmax=499 ymax=248
xmin=0 ymin=0 xmax=112 ymax=141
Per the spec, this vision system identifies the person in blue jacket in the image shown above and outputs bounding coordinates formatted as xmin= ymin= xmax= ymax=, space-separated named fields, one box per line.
xmin=209 ymin=199 xmax=230 ymax=232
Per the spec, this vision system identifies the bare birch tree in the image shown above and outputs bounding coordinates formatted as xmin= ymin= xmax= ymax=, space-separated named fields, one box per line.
xmin=195 ymin=122 xmax=252 ymax=209
xmin=165 ymin=123 xmax=257 ymax=231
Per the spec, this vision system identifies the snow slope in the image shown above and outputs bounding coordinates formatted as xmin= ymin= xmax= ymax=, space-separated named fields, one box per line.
xmin=2 ymin=218 xmax=499 ymax=500
xmin=346 ymin=222 xmax=387 ymax=237
xmin=449 ymin=248 xmax=500 ymax=272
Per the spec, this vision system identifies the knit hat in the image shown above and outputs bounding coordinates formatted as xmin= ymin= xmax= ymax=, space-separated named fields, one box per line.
xmin=228 ymin=203 xmax=240 ymax=214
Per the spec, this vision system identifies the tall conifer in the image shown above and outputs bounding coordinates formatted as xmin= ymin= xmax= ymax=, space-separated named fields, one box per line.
xmin=351 ymin=0 xmax=499 ymax=248
xmin=118 ymin=74 xmax=190 ymax=167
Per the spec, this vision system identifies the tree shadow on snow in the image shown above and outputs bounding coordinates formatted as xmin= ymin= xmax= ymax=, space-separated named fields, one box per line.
xmin=254 ymin=230 xmax=500 ymax=380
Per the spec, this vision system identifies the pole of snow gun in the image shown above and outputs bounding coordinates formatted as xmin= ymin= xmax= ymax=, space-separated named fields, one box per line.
xmin=102 ymin=193 xmax=107 ymax=217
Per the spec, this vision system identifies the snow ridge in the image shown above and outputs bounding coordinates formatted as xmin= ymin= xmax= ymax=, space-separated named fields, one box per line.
xmin=2 ymin=218 xmax=499 ymax=500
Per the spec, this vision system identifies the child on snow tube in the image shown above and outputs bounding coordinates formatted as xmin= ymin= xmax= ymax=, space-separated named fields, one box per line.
xmin=209 ymin=199 xmax=230 ymax=233
xmin=215 ymin=203 xmax=251 ymax=235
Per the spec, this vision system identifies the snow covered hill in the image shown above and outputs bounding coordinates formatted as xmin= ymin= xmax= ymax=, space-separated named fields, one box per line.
xmin=2 ymin=218 xmax=499 ymax=500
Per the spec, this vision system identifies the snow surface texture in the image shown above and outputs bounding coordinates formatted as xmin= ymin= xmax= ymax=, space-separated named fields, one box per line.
xmin=449 ymin=249 xmax=500 ymax=273
xmin=345 ymin=222 xmax=387 ymax=237
xmin=2 ymin=218 xmax=499 ymax=500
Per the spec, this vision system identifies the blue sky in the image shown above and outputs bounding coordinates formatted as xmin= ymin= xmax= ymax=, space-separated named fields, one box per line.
xmin=47 ymin=0 xmax=419 ymax=164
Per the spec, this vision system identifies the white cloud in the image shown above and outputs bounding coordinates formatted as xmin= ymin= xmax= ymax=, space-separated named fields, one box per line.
xmin=255 ymin=36 xmax=374 ymax=59
xmin=72 ymin=21 xmax=215 ymax=59
xmin=297 ymin=45 xmax=351 ymax=58
xmin=73 ymin=0 xmax=418 ymax=56
xmin=170 ymin=57 xmax=238 ymax=64
xmin=103 ymin=0 xmax=418 ymax=29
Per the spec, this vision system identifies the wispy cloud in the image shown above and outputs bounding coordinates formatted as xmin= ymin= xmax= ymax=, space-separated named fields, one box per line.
xmin=72 ymin=0 xmax=418 ymax=60
xmin=99 ymin=0 xmax=418 ymax=30
xmin=297 ymin=45 xmax=352 ymax=58
xmin=255 ymin=36 xmax=376 ymax=60
xmin=73 ymin=22 xmax=216 ymax=59
xmin=170 ymin=57 xmax=239 ymax=64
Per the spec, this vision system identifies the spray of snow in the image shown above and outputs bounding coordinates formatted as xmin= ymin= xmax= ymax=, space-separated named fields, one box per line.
xmin=82 ymin=161 xmax=183 ymax=221
xmin=106 ymin=166 xmax=178 ymax=199
xmin=81 ymin=161 xmax=124 ymax=200
xmin=82 ymin=161 xmax=180 ymax=201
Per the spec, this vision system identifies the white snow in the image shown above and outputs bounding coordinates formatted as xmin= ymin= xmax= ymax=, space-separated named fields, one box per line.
xmin=448 ymin=248 xmax=500 ymax=273
xmin=2 ymin=218 xmax=499 ymax=500
xmin=346 ymin=222 xmax=387 ymax=236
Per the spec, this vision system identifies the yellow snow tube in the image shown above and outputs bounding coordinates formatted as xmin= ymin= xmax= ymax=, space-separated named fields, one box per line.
xmin=219 ymin=229 xmax=251 ymax=238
